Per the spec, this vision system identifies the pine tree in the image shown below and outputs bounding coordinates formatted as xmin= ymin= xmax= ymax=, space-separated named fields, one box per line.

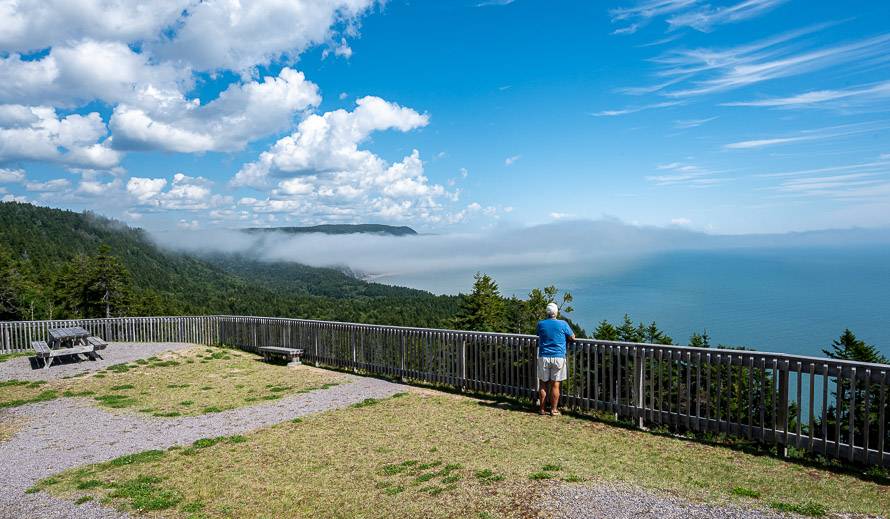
xmin=88 ymin=244 xmax=132 ymax=318
xmin=452 ymin=272 xmax=506 ymax=332
xmin=689 ymin=330 xmax=711 ymax=348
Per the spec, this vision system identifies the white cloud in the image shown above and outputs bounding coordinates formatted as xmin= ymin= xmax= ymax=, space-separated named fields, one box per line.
xmin=667 ymin=0 xmax=787 ymax=32
xmin=2 ymin=194 xmax=28 ymax=203
xmin=673 ymin=117 xmax=717 ymax=129
xmin=659 ymin=30 xmax=890 ymax=97
xmin=477 ymin=0 xmax=515 ymax=6
xmin=0 ymin=1 xmax=190 ymax=53
xmin=670 ymin=217 xmax=692 ymax=225
xmin=646 ymin=161 xmax=728 ymax=187
xmin=0 ymin=105 xmax=120 ymax=168
xmin=177 ymin=219 xmax=200 ymax=230
xmin=722 ymin=79 xmax=890 ymax=109
xmin=127 ymin=177 xmax=168 ymax=203
xmin=0 ymin=40 xmax=187 ymax=108
xmin=504 ymin=155 xmax=521 ymax=166
xmin=724 ymin=122 xmax=890 ymax=150
xmin=110 ymin=68 xmax=320 ymax=153
xmin=591 ymin=100 xmax=681 ymax=116
xmin=0 ymin=168 xmax=26 ymax=183
xmin=126 ymin=173 xmax=226 ymax=211
xmin=230 ymin=96 xmax=451 ymax=223
xmin=25 ymin=178 xmax=70 ymax=192
xmin=610 ymin=0 xmax=698 ymax=34
xmin=150 ymin=0 xmax=376 ymax=71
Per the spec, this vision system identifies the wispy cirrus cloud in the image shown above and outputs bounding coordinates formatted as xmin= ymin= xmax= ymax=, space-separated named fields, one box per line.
xmin=660 ymin=30 xmax=890 ymax=97
xmin=723 ymin=79 xmax=890 ymax=109
xmin=610 ymin=0 xmax=785 ymax=35
xmin=591 ymin=100 xmax=681 ymax=117
xmin=673 ymin=116 xmax=717 ymax=129
xmin=667 ymin=0 xmax=788 ymax=32
xmin=476 ymin=0 xmax=514 ymax=6
xmin=610 ymin=0 xmax=699 ymax=35
xmin=645 ymin=161 xmax=729 ymax=187
xmin=724 ymin=122 xmax=890 ymax=150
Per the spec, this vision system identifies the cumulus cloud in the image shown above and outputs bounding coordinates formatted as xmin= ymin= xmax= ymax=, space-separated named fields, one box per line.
xmin=25 ymin=178 xmax=70 ymax=192
xmin=0 ymin=168 xmax=26 ymax=183
xmin=110 ymin=68 xmax=320 ymax=153
xmin=230 ymin=96 xmax=453 ymax=222
xmin=0 ymin=40 xmax=188 ymax=108
xmin=0 ymin=1 xmax=190 ymax=53
xmin=0 ymin=105 xmax=120 ymax=168
xmin=127 ymin=173 xmax=229 ymax=211
xmin=150 ymin=0 xmax=377 ymax=71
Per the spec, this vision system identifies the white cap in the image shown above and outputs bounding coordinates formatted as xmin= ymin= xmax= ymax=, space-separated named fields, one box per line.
xmin=546 ymin=302 xmax=559 ymax=317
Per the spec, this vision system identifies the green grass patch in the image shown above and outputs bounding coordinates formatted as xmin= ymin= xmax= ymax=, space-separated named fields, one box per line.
xmin=351 ymin=398 xmax=381 ymax=408
xmin=732 ymin=486 xmax=761 ymax=498
xmin=770 ymin=501 xmax=828 ymax=517
xmin=108 ymin=475 xmax=182 ymax=511
xmin=107 ymin=450 xmax=166 ymax=467
xmin=528 ymin=471 xmax=555 ymax=480
xmin=1 ymin=346 xmax=346 ymax=417
xmin=41 ymin=394 xmax=881 ymax=518
xmin=74 ymin=495 xmax=94 ymax=505
xmin=0 ymin=351 xmax=30 ymax=363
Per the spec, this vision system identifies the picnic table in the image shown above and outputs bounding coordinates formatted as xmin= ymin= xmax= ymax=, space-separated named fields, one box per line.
xmin=31 ymin=327 xmax=108 ymax=369
xmin=48 ymin=326 xmax=91 ymax=349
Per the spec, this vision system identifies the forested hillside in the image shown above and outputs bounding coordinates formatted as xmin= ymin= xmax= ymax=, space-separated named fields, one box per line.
xmin=0 ymin=202 xmax=457 ymax=326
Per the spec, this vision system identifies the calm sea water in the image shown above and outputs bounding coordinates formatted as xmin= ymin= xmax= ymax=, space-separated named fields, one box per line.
xmin=387 ymin=246 xmax=890 ymax=359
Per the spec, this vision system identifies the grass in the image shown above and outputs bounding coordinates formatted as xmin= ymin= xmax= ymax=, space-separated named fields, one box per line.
xmin=0 ymin=414 xmax=27 ymax=442
xmin=0 ymin=351 xmax=30 ymax=363
xmin=0 ymin=346 xmax=347 ymax=416
xmin=41 ymin=392 xmax=890 ymax=518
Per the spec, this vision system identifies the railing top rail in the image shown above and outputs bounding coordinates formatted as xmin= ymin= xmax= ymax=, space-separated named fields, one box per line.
xmin=212 ymin=315 xmax=890 ymax=371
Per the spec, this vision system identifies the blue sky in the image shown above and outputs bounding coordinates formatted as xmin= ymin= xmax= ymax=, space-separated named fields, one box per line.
xmin=1 ymin=0 xmax=889 ymax=234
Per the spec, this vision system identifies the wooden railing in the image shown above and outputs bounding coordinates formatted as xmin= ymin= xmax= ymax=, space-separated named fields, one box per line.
xmin=2 ymin=315 xmax=888 ymax=468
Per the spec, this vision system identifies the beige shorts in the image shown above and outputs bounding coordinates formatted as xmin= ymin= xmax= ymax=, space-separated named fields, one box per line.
xmin=537 ymin=357 xmax=567 ymax=382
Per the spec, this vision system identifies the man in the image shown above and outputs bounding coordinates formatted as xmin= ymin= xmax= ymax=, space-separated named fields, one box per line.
xmin=536 ymin=302 xmax=575 ymax=416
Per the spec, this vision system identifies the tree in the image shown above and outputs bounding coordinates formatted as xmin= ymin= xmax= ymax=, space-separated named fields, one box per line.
xmin=88 ymin=244 xmax=132 ymax=318
xmin=689 ymin=330 xmax=711 ymax=348
xmin=452 ymin=272 xmax=507 ymax=332
xmin=821 ymin=329 xmax=888 ymax=448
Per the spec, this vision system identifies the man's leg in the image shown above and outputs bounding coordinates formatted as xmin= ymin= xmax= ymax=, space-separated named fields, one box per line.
xmin=539 ymin=380 xmax=549 ymax=414
xmin=549 ymin=381 xmax=561 ymax=415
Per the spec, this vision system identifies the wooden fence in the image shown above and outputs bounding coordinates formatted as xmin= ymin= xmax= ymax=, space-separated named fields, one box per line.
xmin=2 ymin=315 xmax=888 ymax=468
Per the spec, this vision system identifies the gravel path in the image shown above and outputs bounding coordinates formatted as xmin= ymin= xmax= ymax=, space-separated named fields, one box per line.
xmin=0 ymin=343 xmax=407 ymax=519
xmin=0 ymin=342 xmax=195 ymax=382
xmin=540 ymin=481 xmax=808 ymax=519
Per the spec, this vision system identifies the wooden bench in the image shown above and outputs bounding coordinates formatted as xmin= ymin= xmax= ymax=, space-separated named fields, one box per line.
xmin=31 ymin=341 xmax=96 ymax=369
xmin=87 ymin=336 xmax=108 ymax=350
xmin=258 ymin=346 xmax=304 ymax=366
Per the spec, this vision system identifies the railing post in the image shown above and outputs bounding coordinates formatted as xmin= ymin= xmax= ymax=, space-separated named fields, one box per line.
xmin=400 ymin=332 xmax=406 ymax=382
xmin=460 ymin=339 xmax=467 ymax=392
xmin=352 ymin=326 xmax=358 ymax=373
xmin=778 ymin=363 xmax=790 ymax=457
xmin=636 ymin=348 xmax=645 ymax=429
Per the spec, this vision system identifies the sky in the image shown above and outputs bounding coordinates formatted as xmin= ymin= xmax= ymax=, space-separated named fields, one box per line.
xmin=1 ymin=0 xmax=890 ymax=235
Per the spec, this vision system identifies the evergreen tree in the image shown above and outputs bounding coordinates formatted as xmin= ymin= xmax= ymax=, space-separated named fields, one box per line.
xmin=689 ymin=330 xmax=711 ymax=348
xmin=821 ymin=329 xmax=888 ymax=447
xmin=593 ymin=320 xmax=619 ymax=341
xmin=88 ymin=244 xmax=132 ymax=318
xmin=452 ymin=272 xmax=507 ymax=332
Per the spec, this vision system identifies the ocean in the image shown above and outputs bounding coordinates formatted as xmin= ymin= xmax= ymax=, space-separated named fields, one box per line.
xmin=389 ymin=246 xmax=890 ymax=359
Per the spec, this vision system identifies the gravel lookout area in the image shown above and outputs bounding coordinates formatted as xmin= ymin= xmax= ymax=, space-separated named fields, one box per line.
xmin=1 ymin=342 xmax=885 ymax=519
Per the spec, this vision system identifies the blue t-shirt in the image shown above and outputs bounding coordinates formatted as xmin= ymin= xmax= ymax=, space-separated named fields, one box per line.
xmin=536 ymin=318 xmax=574 ymax=358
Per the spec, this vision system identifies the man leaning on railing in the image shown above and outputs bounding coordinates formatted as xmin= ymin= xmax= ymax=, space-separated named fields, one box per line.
xmin=536 ymin=302 xmax=575 ymax=416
